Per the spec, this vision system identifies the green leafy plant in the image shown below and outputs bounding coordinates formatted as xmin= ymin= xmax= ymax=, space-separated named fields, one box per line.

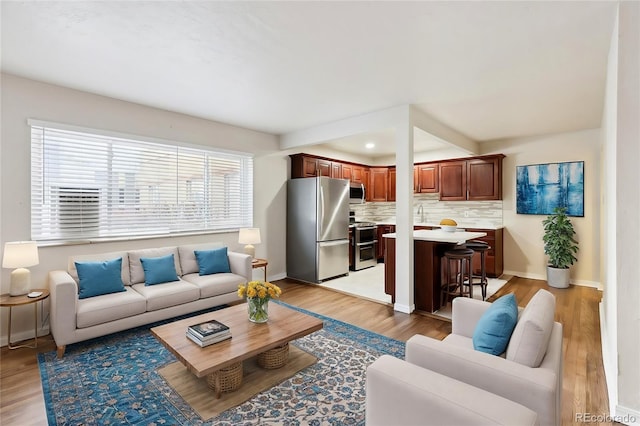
xmin=542 ymin=207 xmax=579 ymax=269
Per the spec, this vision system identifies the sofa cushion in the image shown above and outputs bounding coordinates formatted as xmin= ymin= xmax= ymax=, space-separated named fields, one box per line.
xmin=76 ymin=287 xmax=147 ymax=328
xmin=472 ymin=293 xmax=518 ymax=356
xmin=129 ymin=247 xmax=181 ymax=284
xmin=140 ymin=254 xmax=179 ymax=285
xmin=75 ymin=258 xmax=127 ymax=299
xmin=506 ymin=289 xmax=556 ymax=367
xmin=131 ymin=280 xmax=199 ymax=312
xmin=195 ymin=247 xmax=231 ymax=275
xmin=68 ymin=251 xmax=131 ymax=286
xmin=182 ymin=272 xmax=245 ymax=299
xmin=178 ymin=242 xmax=224 ymax=275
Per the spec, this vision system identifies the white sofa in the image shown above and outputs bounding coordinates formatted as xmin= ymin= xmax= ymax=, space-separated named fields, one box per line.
xmin=48 ymin=243 xmax=251 ymax=357
xmin=366 ymin=290 xmax=562 ymax=426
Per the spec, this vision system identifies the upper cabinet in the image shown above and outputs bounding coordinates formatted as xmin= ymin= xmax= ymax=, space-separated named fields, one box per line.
xmin=439 ymin=155 xmax=505 ymax=201
xmin=341 ymin=163 xmax=365 ymax=184
xmin=290 ymin=154 xmax=342 ymax=179
xmin=291 ymin=153 xmax=504 ymax=202
xmin=414 ymin=163 xmax=439 ymax=193
xmin=369 ymin=167 xmax=389 ymax=202
xmin=388 ymin=167 xmax=396 ymax=201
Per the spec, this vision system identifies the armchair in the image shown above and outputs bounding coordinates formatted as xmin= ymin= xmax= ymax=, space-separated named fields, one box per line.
xmin=366 ymin=355 xmax=539 ymax=425
xmin=365 ymin=290 xmax=562 ymax=426
xmin=406 ymin=292 xmax=562 ymax=426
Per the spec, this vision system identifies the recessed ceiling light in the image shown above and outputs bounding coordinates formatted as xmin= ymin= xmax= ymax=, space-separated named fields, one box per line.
xmin=365 ymin=142 xmax=375 ymax=149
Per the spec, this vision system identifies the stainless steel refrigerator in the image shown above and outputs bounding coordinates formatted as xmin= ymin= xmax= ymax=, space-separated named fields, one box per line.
xmin=287 ymin=177 xmax=350 ymax=283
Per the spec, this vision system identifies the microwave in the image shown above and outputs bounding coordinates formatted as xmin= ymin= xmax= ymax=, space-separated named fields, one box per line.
xmin=349 ymin=183 xmax=365 ymax=204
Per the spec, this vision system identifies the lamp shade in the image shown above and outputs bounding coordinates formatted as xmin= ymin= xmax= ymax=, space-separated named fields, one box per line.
xmin=238 ymin=228 xmax=261 ymax=245
xmin=3 ymin=241 xmax=39 ymax=268
xmin=238 ymin=228 xmax=261 ymax=258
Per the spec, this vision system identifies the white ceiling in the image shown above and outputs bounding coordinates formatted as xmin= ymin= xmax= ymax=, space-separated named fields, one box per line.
xmin=1 ymin=1 xmax=617 ymax=154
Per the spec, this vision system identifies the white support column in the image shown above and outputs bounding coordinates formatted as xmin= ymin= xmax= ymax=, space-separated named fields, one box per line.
xmin=393 ymin=115 xmax=415 ymax=313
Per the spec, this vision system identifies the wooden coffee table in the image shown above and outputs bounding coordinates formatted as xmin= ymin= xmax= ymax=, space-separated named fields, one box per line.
xmin=151 ymin=302 xmax=323 ymax=398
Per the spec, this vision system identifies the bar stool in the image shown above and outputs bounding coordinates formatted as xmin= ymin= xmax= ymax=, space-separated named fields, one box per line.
xmin=465 ymin=241 xmax=491 ymax=300
xmin=441 ymin=248 xmax=475 ymax=308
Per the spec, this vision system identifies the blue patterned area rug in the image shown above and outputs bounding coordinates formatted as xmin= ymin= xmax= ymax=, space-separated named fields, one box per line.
xmin=38 ymin=302 xmax=404 ymax=425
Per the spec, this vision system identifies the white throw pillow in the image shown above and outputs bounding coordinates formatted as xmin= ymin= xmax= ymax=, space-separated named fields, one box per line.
xmin=506 ymin=289 xmax=556 ymax=367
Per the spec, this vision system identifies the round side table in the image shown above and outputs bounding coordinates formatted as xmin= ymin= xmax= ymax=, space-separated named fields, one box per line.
xmin=252 ymin=258 xmax=268 ymax=282
xmin=0 ymin=289 xmax=50 ymax=349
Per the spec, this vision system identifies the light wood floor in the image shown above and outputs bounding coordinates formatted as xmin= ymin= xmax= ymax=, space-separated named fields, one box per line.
xmin=0 ymin=276 xmax=610 ymax=425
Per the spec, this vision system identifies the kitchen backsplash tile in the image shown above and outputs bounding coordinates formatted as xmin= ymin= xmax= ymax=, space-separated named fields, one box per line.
xmin=350 ymin=193 xmax=503 ymax=228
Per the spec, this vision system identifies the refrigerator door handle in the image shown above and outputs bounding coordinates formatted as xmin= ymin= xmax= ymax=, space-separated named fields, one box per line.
xmin=320 ymin=185 xmax=325 ymax=227
xmin=319 ymin=240 xmax=349 ymax=247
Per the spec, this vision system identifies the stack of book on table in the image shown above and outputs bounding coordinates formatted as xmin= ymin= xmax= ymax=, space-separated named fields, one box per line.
xmin=186 ymin=319 xmax=231 ymax=347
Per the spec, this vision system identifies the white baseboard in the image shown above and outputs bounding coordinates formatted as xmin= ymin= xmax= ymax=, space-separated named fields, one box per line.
xmin=614 ymin=405 xmax=640 ymax=426
xmin=393 ymin=302 xmax=414 ymax=314
xmin=0 ymin=326 xmax=50 ymax=348
xmin=268 ymin=272 xmax=287 ymax=282
xmin=502 ymin=270 xmax=602 ymax=290
xmin=600 ymin=302 xmax=618 ymax=420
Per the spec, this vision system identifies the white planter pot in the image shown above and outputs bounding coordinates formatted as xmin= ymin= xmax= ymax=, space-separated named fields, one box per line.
xmin=547 ymin=266 xmax=570 ymax=288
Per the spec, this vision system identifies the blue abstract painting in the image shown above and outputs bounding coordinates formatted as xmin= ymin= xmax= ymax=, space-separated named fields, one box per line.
xmin=516 ymin=161 xmax=584 ymax=216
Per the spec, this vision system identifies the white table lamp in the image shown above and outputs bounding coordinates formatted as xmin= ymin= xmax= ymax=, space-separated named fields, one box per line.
xmin=3 ymin=241 xmax=39 ymax=296
xmin=238 ymin=228 xmax=261 ymax=258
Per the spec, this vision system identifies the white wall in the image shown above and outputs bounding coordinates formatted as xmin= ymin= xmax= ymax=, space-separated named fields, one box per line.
xmin=612 ymin=1 xmax=640 ymax=420
xmin=482 ymin=128 xmax=601 ymax=287
xmin=0 ymin=73 xmax=286 ymax=344
xmin=600 ymin=3 xmax=619 ymax=417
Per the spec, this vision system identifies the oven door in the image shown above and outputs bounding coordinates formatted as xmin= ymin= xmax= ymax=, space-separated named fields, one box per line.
xmin=355 ymin=226 xmax=376 ymax=244
xmin=355 ymin=241 xmax=378 ymax=270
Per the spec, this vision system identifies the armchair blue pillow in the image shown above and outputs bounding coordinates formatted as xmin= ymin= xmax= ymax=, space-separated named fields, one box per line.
xmin=75 ymin=257 xmax=126 ymax=299
xmin=472 ymin=293 xmax=519 ymax=355
xmin=140 ymin=254 xmax=179 ymax=285
xmin=195 ymin=247 xmax=231 ymax=275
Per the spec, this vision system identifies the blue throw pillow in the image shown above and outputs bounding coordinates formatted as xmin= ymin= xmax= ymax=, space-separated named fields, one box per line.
xmin=472 ymin=293 xmax=519 ymax=355
xmin=140 ymin=254 xmax=179 ymax=285
xmin=75 ymin=258 xmax=126 ymax=299
xmin=195 ymin=247 xmax=231 ymax=275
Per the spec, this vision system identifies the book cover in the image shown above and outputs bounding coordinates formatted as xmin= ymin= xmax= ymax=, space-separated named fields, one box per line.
xmin=186 ymin=328 xmax=231 ymax=342
xmin=186 ymin=330 xmax=231 ymax=347
xmin=188 ymin=319 xmax=229 ymax=338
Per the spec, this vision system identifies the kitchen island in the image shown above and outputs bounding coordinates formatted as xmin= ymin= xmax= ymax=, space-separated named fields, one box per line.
xmin=383 ymin=229 xmax=486 ymax=313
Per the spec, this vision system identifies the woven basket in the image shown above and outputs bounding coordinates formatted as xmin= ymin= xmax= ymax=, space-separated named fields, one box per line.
xmin=257 ymin=343 xmax=289 ymax=369
xmin=206 ymin=361 xmax=243 ymax=394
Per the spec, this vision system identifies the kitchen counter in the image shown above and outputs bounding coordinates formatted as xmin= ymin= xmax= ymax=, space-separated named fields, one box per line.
xmin=383 ymin=230 xmax=486 ymax=313
xmin=374 ymin=220 xmax=504 ymax=230
xmin=383 ymin=229 xmax=487 ymax=244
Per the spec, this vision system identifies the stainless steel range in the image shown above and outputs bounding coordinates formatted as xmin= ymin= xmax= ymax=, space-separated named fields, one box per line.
xmin=352 ymin=221 xmax=377 ymax=270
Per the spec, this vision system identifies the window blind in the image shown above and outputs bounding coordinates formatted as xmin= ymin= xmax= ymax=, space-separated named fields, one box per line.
xmin=30 ymin=122 xmax=253 ymax=243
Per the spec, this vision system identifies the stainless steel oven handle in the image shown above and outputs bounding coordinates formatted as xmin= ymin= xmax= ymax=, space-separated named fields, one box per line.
xmin=356 ymin=240 xmax=378 ymax=247
xmin=355 ymin=226 xmax=377 ymax=231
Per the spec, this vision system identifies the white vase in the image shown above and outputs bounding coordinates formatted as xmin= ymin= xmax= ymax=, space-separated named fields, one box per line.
xmin=547 ymin=266 xmax=570 ymax=288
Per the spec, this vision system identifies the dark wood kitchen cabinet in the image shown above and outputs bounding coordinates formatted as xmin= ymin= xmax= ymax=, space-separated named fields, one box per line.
xmin=369 ymin=168 xmax=389 ymax=201
xmin=466 ymin=227 xmax=504 ymax=278
xmin=377 ymin=225 xmax=395 ymax=260
xmin=351 ymin=166 xmax=365 ymax=184
xmin=342 ymin=163 xmax=353 ymax=181
xmin=290 ymin=154 xmax=342 ymax=179
xmin=342 ymin=164 xmax=366 ymax=184
xmin=387 ymin=167 xmax=396 ymax=201
xmin=439 ymin=155 xmax=504 ymax=201
xmin=349 ymin=227 xmax=354 ymax=269
xmin=414 ymin=163 xmax=439 ymax=193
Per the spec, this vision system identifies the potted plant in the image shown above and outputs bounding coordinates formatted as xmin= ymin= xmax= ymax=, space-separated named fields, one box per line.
xmin=542 ymin=206 xmax=579 ymax=288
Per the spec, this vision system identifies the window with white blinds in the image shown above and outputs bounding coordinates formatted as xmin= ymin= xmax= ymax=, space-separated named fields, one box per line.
xmin=30 ymin=121 xmax=253 ymax=243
